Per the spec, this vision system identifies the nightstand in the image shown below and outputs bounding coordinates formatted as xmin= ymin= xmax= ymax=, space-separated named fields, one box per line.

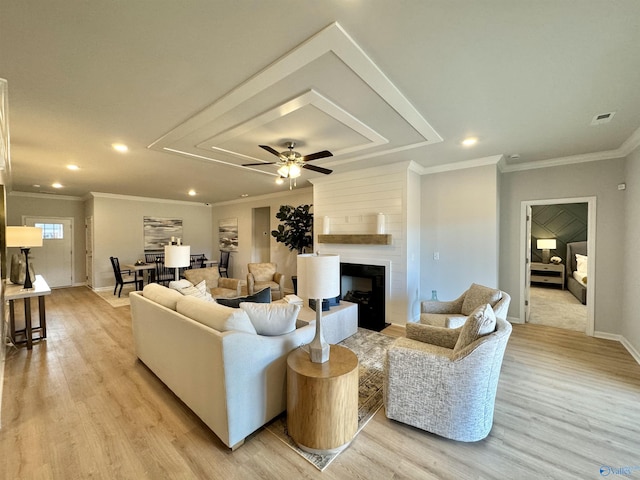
xmin=530 ymin=262 xmax=565 ymax=289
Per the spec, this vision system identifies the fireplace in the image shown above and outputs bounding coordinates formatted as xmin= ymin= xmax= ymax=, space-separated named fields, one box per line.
xmin=340 ymin=262 xmax=387 ymax=331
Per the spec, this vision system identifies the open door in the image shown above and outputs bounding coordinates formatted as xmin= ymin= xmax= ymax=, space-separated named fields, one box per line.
xmin=524 ymin=204 xmax=532 ymax=323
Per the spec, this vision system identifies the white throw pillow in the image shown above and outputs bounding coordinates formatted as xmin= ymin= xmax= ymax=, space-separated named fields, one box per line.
xmin=239 ymin=302 xmax=300 ymax=336
xmin=454 ymin=303 xmax=497 ymax=353
xmin=576 ymin=254 xmax=588 ymax=275
xmin=176 ymin=296 xmax=256 ymax=334
xmin=171 ymin=279 xmax=214 ymax=302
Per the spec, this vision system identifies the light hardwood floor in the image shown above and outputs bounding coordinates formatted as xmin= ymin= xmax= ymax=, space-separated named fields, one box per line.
xmin=2 ymin=287 xmax=639 ymax=479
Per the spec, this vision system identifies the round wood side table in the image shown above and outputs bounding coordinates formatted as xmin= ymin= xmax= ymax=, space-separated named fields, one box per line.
xmin=287 ymin=344 xmax=359 ymax=454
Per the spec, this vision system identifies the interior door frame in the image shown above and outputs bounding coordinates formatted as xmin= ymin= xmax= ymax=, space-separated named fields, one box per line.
xmin=23 ymin=215 xmax=75 ymax=287
xmin=519 ymin=196 xmax=596 ymax=336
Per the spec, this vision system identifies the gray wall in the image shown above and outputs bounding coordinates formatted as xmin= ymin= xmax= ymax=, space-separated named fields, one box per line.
xmin=6 ymin=193 xmax=86 ymax=285
xmin=622 ymin=146 xmax=640 ymax=354
xmin=421 ymin=164 xmax=499 ymax=302
xmin=499 ymin=158 xmax=626 ymax=333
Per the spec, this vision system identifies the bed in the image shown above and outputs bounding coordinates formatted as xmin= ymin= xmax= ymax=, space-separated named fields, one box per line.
xmin=566 ymin=241 xmax=587 ymax=304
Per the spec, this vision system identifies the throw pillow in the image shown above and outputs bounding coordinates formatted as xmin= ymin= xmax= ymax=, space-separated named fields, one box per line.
xmin=460 ymin=283 xmax=503 ymax=315
xmin=170 ymin=279 xmax=214 ymax=302
xmin=239 ymin=302 xmax=300 ymax=336
xmin=216 ymin=287 xmax=271 ymax=308
xmin=454 ymin=303 xmax=496 ymax=353
xmin=176 ymin=296 xmax=257 ymax=334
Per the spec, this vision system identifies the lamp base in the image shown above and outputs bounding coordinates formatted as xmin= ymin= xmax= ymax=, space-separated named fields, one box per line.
xmin=22 ymin=248 xmax=34 ymax=289
xmin=542 ymin=249 xmax=551 ymax=264
xmin=309 ymin=298 xmax=330 ymax=363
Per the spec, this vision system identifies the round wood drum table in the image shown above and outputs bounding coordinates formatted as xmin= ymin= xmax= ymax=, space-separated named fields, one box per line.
xmin=287 ymin=344 xmax=359 ymax=454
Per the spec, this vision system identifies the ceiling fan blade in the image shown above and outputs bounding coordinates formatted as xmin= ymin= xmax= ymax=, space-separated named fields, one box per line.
xmin=259 ymin=145 xmax=283 ymax=158
xmin=301 ymin=150 xmax=333 ymax=162
xmin=242 ymin=162 xmax=277 ymax=166
xmin=302 ymin=163 xmax=333 ymax=175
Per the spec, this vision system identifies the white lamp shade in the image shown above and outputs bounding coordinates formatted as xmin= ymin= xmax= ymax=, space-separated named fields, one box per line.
xmin=536 ymin=239 xmax=557 ymax=250
xmin=6 ymin=226 xmax=43 ymax=248
xmin=297 ymin=254 xmax=340 ymax=300
xmin=165 ymin=245 xmax=191 ymax=268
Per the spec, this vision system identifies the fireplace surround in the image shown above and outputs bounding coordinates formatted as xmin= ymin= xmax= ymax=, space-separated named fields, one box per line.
xmin=340 ymin=262 xmax=386 ymax=331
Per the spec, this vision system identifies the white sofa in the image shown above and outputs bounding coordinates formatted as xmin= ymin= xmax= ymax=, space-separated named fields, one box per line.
xmin=129 ymin=283 xmax=356 ymax=449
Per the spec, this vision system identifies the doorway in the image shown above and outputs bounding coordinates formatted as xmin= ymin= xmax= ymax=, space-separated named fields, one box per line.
xmin=24 ymin=216 xmax=74 ymax=288
xmin=519 ymin=197 xmax=596 ymax=335
xmin=252 ymin=207 xmax=271 ymax=263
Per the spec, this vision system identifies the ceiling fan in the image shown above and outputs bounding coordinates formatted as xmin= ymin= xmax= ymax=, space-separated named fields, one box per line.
xmin=242 ymin=142 xmax=333 ymax=188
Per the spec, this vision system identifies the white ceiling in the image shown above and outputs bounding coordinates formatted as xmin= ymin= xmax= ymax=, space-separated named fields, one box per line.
xmin=2 ymin=1 xmax=639 ymax=203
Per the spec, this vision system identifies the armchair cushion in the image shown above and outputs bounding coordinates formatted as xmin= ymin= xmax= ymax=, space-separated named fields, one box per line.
xmin=460 ymin=283 xmax=503 ymax=316
xmin=247 ymin=263 xmax=285 ymax=299
xmin=454 ymin=303 xmax=496 ymax=353
xmin=239 ymin=302 xmax=300 ymax=336
xmin=216 ymin=287 xmax=271 ymax=308
xmin=248 ymin=262 xmax=277 ymax=282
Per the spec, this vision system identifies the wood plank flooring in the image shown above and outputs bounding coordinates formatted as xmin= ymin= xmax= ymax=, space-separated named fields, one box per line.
xmin=1 ymin=286 xmax=639 ymax=479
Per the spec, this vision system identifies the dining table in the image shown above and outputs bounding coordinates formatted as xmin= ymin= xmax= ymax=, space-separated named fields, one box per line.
xmin=123 ymin=262 xmax=156 ymax=286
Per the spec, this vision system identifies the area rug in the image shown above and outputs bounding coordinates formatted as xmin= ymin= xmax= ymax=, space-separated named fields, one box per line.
xmin=529 ymin=286 xmax=587 ymax=332
xmin=93 ymin=286 xmax=135 ymax=308
xmin=265 ymin=328 xmax=396 ymax=471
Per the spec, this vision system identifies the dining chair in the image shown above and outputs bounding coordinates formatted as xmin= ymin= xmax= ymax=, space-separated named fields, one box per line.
xmin=110 ymin=256 xmax=142 ymax=297
xmin=218 ymin=250 xmax=230 ymax=278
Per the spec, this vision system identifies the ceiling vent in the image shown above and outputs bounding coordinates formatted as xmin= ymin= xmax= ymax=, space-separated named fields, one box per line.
xmin=590 ymin=111 xmax=616 ymax=126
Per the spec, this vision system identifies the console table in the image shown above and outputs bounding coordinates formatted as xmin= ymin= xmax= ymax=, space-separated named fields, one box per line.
xmin=287 ymin=344 xmax=359 ymax=454
xmin=530 ymin=262 xmax=565 ymax=289
xmin=5 ymin=275 xmax=51 ymax=349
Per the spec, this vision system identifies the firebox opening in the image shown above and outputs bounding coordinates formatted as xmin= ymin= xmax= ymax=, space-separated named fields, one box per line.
xmin=340 ymin=262 xmax=388 ymax=332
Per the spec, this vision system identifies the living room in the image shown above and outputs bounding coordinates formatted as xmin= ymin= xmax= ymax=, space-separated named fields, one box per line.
xmin=2 ymin=2 xmax=640 ymax=478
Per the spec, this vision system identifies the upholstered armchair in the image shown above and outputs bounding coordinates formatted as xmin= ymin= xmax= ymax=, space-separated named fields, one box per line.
xmin=384 ymin=305 xmax=512 ymax=442
xmin=183 ymin=267 xmax=242 ymax=299
xmin=247 ymin=262 xmax=285 ymax=300
xmin=420 ymin=283 xmax=511 ymax=328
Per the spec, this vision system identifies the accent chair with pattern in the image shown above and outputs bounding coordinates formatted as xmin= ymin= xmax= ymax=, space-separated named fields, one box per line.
xmin=246 ymin=262 xmax=285 ymax=300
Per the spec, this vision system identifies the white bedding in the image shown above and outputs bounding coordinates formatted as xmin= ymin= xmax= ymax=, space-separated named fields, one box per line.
xmin=573 ymin=270 xmax=587 ymax=287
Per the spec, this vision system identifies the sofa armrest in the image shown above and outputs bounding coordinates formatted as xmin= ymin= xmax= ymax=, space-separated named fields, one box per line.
xmin=274 ymin=272 xmax=285 ymax=288
xmin=421 ymin=293 xmax=464 ymax=314
xmin=406 ymin=322 xmax=460 ymax=349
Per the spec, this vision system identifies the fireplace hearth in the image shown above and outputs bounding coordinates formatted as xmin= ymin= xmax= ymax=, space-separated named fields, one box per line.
xmin=340 ymin=263 xmax=387 ymax=331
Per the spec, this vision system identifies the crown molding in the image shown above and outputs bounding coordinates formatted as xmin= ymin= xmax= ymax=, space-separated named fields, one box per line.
xmin=9 ymin=191 xmax=84 ymax=201
xmin=88 ymin=192 xmax=210 ymax=207
xmin=619 ymin=125 xmax=640 ymax=156
xmin=416 ymin=155 xmax=504 ymax=175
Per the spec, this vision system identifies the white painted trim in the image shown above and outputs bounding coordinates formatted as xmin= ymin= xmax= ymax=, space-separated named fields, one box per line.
xmin=9 ymin=191 xmax=84 ymax=201
xmin=519 ymin=197 xmax=596 ymax=336
xmin=508 ymin=315 xmax=524 ymax=324
xmin=310 ymin=160 xmax=412 ymax=186
xmin=416 ymin=154 xmax=503 ymax=175
xmin=620 ymin=336 xmax=640 ymax=366
xmin=618 ymin=125 xmax=640 ymax=156
xmin=594 ymin=331 xmax=621 ymax=341
xmin=209 ymin=186 xmax=312 ymax=207
xmin=88 ymin=191 xmax=211 ymax=207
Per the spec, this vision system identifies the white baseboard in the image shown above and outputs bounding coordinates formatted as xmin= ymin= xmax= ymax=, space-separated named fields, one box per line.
xmin=508 ymin=315 xmax=524 ymax=324
xmin=594 ymin=331 xmax=621 ymax=341
xmin=594 ymin=331 xmax=640 ymax=367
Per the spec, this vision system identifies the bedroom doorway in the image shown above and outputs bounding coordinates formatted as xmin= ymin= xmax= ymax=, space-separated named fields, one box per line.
xmin=520 ymin=197 xmax=596 ymax=336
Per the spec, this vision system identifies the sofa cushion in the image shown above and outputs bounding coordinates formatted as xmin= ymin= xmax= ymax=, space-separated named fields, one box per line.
xmin=461 ymin=283 xmax=503 ymax=315
xmin=143 ymin=283 xmax=183 ymax=310
xmin=454 ymin=304 xmax=496 ymax=353
xmin=239 ymin=302 xmax=300 ymax=336
xmin=176 ymin=296 xmax=257 ymax=334
xmin=216 ymin=287 xmax=271 ymax=308
xmin=170 ymin=279 xmax=214 ymax=302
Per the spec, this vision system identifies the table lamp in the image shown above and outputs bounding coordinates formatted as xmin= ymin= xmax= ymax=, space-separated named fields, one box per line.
xmin=537 ymin=238 xmax=556 ymax=264
xmin=6 ymin=226 xmax=43 ymax=289
xmin=165 ymin=244 xmax=190 ymax=281
xmin=297 ymin=253 xmax=340 ymax=363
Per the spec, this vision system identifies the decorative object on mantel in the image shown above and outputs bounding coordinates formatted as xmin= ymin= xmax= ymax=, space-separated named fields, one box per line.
xmin=297 ymin=253 xmax=340 ymax=363
xmin=7 ymin=226 xmax=43 ymax=289
xmin=317 ymin=234 xmax=392 ymax=245
xmin=323 ymin=216 xmax=330 ymax=234
xmin=376 ymin=213 xmax=385 ymax=234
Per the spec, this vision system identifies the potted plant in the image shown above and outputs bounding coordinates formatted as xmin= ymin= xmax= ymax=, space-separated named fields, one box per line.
xmin=271 ymin=204 xmax=313 ymax=293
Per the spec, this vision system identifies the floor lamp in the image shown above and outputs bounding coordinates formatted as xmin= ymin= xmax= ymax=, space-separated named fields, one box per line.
xmin=165 ymin=244 xmax=190 ymax=281
xmin=297 ymin=253 xmax=340 ymax=363
xmin=6 ymin=226 xmax=43 ymax=289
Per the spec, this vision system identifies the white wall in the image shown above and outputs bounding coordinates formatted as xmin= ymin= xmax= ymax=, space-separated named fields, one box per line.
xmin=499 ymin=158 xmax=626 ymax=333
xmin=420 ymin=164 xmax=499 ymax=302
xmin=7 ymin=192 xmax=86 ymax=285
xmin=622 ymin=146 xmax=640 ymax=354
xmin=211 ymin=188 xmax=313 ymax=291
xmin=312 ymin=162 xmax=411 ymax=325
xmin=90 ymin=193 xmax=213 ymax=289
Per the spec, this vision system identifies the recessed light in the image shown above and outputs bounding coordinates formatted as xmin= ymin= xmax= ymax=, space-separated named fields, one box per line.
xmin=112 ymin=143 xmax=128 ymax=153
xmin=188 ymin=189 xmax=196 ymax=196
xmin=462 ymin=137 xmax=478 ymax=147
xmin=33 ymin=184 xmax=41 ymax=188
xmin=240 ymin=193 xmax=249 ymax=198
xmin=67 ymin=164 xmax=79 ymax=170
xmin=52 ymin=183 xmax=63 ymax=189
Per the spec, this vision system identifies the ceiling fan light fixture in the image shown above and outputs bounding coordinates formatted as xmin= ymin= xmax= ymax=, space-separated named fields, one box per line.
xmin=277 ymin=165 xmax=289 ymax=177
xmin=288 ymin=163 xmax=302 ymax=178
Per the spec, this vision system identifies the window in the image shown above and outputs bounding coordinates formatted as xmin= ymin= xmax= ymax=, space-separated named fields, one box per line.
xmin=35 ymin=223 xmax=64 ymax=239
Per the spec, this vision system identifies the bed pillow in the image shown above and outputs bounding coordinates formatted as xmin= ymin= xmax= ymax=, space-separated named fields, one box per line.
xmin=216 ymin=287 xmax=271 ymax=308
xmin=576 ymin=254 xmax=588 ymax=275
xmin=454 ymin=303 xmax=496 ymax=353
xmin=239 ymin=302 xmax=300 ymax=336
